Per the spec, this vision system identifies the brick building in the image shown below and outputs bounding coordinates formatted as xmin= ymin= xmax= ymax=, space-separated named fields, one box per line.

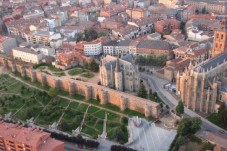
xmin=136 ymin=40 xmax=173 ymax=59
xmin=126 ymin=8 xmax=148 ymax=20
xmin=155 ymin=19 xmax=180 ymax=34
xmin=54 ymin=43 xmax=93 ymax=70
xmin=0 ymin=121 xmax=64 ymax=151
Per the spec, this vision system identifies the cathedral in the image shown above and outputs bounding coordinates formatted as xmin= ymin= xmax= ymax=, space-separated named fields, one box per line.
xmin=176 ymin=19 xmax=227 ymax=113
xmin=99 ymin=54 xmax=140 ymax=92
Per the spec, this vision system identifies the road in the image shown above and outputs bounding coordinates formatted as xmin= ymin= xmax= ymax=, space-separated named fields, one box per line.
xmin=141 ymin=73 xmax=227 ymax=138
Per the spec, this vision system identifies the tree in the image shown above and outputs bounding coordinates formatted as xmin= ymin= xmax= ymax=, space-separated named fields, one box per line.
xmin=137 ymin=83 xmax=147 ymax=98
xmin=177 ymin=117 xmax=202 ymax=135
xmin=84 ymin=29 xmax=98 ymax=42
xmin=217 ymin=102 xmax=227 ymax=124
xmin=176 ymin=101 xmax=184 ymax=115
xmin=76 ymin=33 xmax=84 ymax=42
xmin=90 ymin=60 xmax=99 ymax=72
xmin=60 ymin=120 xmax=70 ymax=132
xmin=177 ymin=118 xmax=192 ymax=135
xmin=112 ymin=127 xmax=128 ymax=144
xmin=98 ymin=32 xmax=106 ymax=37
xmin=148 ymin=89 xmax=153 ymax=100
xmin=191 ymin=117 xmax=202 ymax=133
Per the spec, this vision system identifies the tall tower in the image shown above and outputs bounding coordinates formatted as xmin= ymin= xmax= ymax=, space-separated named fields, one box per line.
xmin=212 ymin=18 xmax=227 ymax=57
xmin=114 ymin=59 xmax=123 ymax=91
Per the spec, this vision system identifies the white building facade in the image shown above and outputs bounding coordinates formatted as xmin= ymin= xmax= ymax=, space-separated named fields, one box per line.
xmin=12 ymin=47 xmax=43 ymax=64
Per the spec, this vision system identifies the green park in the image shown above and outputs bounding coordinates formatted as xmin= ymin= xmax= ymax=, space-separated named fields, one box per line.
xmin=0 ymin=73 xmax=146 ymax=144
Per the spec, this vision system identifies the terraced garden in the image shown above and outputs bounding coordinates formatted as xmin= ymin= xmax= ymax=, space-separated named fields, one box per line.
xmin=0 ymin=74 xmax=129 ymax=143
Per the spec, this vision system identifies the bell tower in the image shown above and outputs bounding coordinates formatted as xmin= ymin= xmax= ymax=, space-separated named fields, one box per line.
xmin=212 ymin=18 xmax=227 ymax=57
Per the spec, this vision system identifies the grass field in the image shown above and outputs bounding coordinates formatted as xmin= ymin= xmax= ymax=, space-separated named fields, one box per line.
xmin=0 ymin=74 xmax=129 ymax=143
xmin=81 ymin=72 xmax=94 ymax=78
xmin=68 ymin=68 xmax=84 ymax=76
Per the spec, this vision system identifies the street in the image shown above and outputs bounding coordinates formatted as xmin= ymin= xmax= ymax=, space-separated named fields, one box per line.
xmin=141 ymin=73 xmax=227 ymax=139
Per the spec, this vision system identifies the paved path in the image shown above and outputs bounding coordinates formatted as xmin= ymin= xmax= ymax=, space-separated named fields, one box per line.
xmin=141 ymin=73 xmax=227 ymax=138
xmin=80 ymin=105 xmax=90 ymax=131
xmin=56 ymin=101 xmax=71 ymax=127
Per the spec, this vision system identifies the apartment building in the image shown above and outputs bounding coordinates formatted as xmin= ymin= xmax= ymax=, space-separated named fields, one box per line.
xmin=44 ymin=17 xmax=61 ymax=31
xmin=12 ymin=47 xmax=43 ymax=64
xmin=113 ymin=17 xmax=157 ymax=39
xmin=173 ymin=42 xmax=211 ymax=65
xmin=5 ymin=17 xmax=45 ymax=38
xmin=0 ymin=121 xmax=64 ymax=151
xmin=84 ymin=38 xmax=103 ymax=56
xmin=25 ymin=31 xmax=63 ymax=49
xmin=185 ymin=0 xmax=226 ymax=14
xmin=103 ymin=39 xmax=132 ymax=56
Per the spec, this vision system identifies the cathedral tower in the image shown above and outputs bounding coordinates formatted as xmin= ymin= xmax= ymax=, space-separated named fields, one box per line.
xmin=114 ymin=58 xmax=123 ymax=91
xmin=212 ymin=18 xmax=227 ymax=57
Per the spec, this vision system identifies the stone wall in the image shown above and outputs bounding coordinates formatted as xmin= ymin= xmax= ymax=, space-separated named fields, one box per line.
xmin=1 ymin=58 xmax=160 ymax=118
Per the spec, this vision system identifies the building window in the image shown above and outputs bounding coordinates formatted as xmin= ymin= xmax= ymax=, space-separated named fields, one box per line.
xmin=220 ymin=44 xmax=222 ymax=48
xmin=216 ymin=33 xmax=219 ymax=39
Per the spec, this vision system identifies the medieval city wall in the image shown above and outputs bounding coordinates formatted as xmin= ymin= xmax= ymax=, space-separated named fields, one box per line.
xmin=1 ymin=58 xmax=160 ymax=118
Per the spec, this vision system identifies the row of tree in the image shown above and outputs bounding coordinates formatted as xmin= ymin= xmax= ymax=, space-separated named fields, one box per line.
xmin=177 ymin=117 xmax=202 ymax=136
xmin=111 ymin=145 xmax=137 ymax=151
xmin=84 ymin=60 xmax=99 ymax=72
xmin=136 ymin=55 xmax=167 ymax=67
xmin=76 ymin=29 xmax=98 ymax=42
xmin=169 ymin=117 xmax=202 ymax=151
xmin=45 ymin=130 xmax=100 ymax=149
xmin=217 ymin=102 xmax=227 ymax=124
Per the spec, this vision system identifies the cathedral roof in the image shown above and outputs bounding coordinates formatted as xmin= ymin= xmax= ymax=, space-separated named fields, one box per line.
xmin=103 ymin=54 xmax=134 ymax=71
xmin=194 ymin=51 xmax=227 ymax=73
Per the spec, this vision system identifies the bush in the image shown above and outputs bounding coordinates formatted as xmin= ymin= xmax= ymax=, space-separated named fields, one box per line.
xmin=111 ymin=145 xmax=137 ymax=151
xmin=121 ymin=117 xmax=128 ymax=124
xmin=188 ymin=134 xmax=202 ymax=144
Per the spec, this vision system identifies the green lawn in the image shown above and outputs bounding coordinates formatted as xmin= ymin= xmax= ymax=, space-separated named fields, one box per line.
xmin=48 ymin=66 xmax=62 ymax=72
xmin=87 ymin=106 xmax=100 ymax=114
xmin=53 ymin=72 xmax=65 ymax=77
xmin=93 ymin=110 xmax=106 ymax=119
xmin=77 ymin=104 xmax=88 ymax=112
xmin=72 ymin=94 xmax=85 ymax=101
xmin=81 ymin=72 xmax=94 ymax=78
xmin=68 ymin=68 xmax=84 ymax=76
xmin=58 ymin=98 xmax=70 ymax=107
xmin=69 ymin=102 xmax=79 ymax=109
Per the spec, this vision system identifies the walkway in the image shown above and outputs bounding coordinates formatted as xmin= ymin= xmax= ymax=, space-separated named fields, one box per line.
xmin=80 ymin=105 xmax=91 ymax=132
xmin=56 ymin=101 xmax=71 ymax=127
